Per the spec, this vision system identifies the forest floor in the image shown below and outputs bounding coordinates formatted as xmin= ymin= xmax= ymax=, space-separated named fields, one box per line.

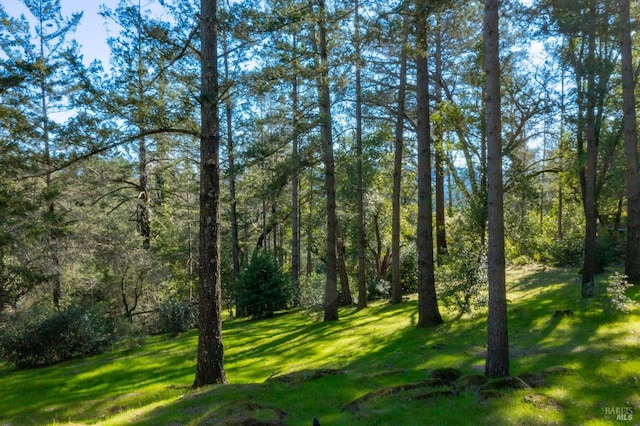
xmin=0 ymin=267 xmax=639 ymax=425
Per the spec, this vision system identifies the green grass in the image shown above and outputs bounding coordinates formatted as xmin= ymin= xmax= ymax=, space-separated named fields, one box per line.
xmin=1 ymin=267 xmax=639 ymax=425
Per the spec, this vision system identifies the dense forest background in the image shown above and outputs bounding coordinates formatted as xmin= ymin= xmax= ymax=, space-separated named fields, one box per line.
xmin=1 ymin=0 xmax=639 ymax=375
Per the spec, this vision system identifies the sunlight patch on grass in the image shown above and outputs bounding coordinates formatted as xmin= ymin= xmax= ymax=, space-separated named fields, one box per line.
xmin=0 ymin=268 xmax=638 ymax=425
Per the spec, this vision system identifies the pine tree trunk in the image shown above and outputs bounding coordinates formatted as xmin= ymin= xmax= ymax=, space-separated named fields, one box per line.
xmin=582 ymin=1 xmax=598 ymax=298
xmin=619 ymin=0 xmax=640 ymax=285
xmin=484 ymin=0 xmax=509 ymax=378
xmin=434 ymin=23 xmax=447 ymax=262
xmin=223 ymin=35 xmax=240 ymax=280
xmin=391 ymin=16 xmax=408 ymax=305
xmin=138 ymin=134 xmax=151 ymax=250
xmin=135 ymin=1 xmax=151 ymax=251
xmin=355 ymin=0 xmax=367 ymax=309
xmin=415 ymin=3 xmax=443 ymax=328
xmin=337 ymin=239 xmax=353 ymax=305
xmin=314 ymin=0 xmax=339 ymax=321
xmin=194 ymin=0 xmax=227 ymax=387
xmin=39 ymin=35 xmax=60 ymax=309
xmin=292 ymin=74 xmax=301 ymax=304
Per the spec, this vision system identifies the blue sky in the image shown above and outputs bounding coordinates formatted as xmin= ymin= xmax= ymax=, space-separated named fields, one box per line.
xmin=2 ymin=0 xmax=163 ymax=68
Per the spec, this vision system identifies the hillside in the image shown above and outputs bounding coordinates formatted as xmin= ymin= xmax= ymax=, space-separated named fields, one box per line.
xmin=0 ymin=267 xmax=638 ymax=425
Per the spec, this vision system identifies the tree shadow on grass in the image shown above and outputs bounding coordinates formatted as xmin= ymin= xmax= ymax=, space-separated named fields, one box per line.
xmin=0 ymin=334 xmax=198 ymax=424
xmin=6 ymin=268 xmax=637 ymax=425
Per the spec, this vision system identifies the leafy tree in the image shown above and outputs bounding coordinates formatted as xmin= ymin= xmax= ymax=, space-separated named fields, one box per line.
xmin=538 ymin=0 xmax=620 ymax=297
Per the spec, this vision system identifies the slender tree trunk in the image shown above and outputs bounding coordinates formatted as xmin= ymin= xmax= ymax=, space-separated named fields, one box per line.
xmin=582 ymin=1 xmax=598 ymax=298
xmin=557 ymin=181 xmax=563 ymax=240
xmin=138 ymin=134 xmax=151 ymax=250
xmin=434 ymin=22 xmax=447 ymax=262
xmin=0 ymin=252 xmax=5 ymax=313
xmin=136 ymin=3 xmax=151 ymax=251
xmin=354 ymin=0 xmax=367 ymax=309
xmin=307 ymin=177 xmax=313 ymax=277
xmin=272 ymin=203 xmax=277 ymax=254
xmin=479 ymin=83 xmax=488 ymax=249
xmin=194 ymin=0 xmax=227 ymax=387
xmin=223 ymin=35 xmax=240 ymax=280
xmin=484 ymin=0 xmax=509 ymax=378
xmin=337 ymin=238 xmax=353 ymax=305
xmin=291 ymin=103 xmax=301 ymax=302
xmin=392 ymin=16 xmax=408 ymax=304
xmin=415 ymin=4 xmax=443 ymax=328
xmin=619 ymin=0 xmax=640 ymax=285
xmin=314 ymin=0 xmax=339 ymax=321
xmin=291 ymin=38 xmax=301 ymax=303
xmin=39 ymin=28 xmax=60 ymax=309
xmin=558 ymin=70 xmax=565 ymax=241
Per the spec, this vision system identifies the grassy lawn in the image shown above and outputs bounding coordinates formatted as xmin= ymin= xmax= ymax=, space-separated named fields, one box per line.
xmin=0 ymin=267 xmax=638 ymax=425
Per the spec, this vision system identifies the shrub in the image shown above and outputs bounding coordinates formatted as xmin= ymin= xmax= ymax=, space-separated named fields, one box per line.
xmin=543 ymin=237 xmax=583 ymax=267
xmin=598 ymin=272 xmax=635 ymax=314
xmin=368 ymin=278 xmax=391 ymax=300
xmin=155 ymin=297 xmax=195 ymax=334
xmin=298 ymin=272 xmax=325 ymax=309
xmin=0 ymin=304 xmax=115 ymax=369
xmin=235 ymin=249 xmax=292 ymax=319
xmin=436 ymin=246 xmax=488 ymax=316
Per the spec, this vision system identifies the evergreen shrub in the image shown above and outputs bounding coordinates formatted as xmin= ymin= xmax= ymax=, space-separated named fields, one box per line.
xmin=235 ymin=249 xmax=292 ymax=319
xmin=0 ymin=304 xmax=115 ymax=369
xmin=155 ymin=297 xmax=194 ymax=334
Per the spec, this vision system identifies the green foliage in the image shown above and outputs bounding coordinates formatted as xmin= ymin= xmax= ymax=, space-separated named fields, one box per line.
xmin=298 ymin=272 xmax=324 ymax=309
xmin=0 ymin=304 xmax=116 ymax=369
xmin=234 ymin=249 xmax=292 ymax=319
xmin=595 ymin=232 xmax=625 ymax=270
xmin=154 ymin=297 xmax=195 ymax=335
xmin=385 ymin=244 xmax=419 ymax=295
xmin=540 ymin=237 xmax=584 ymax=267
xmin=367 ymin=278 xmax=390 ymax=300
xmin=437 ymin=245 xmax=488 ymax=316
xmin=597 ymin=272 xmax=635 ymax=314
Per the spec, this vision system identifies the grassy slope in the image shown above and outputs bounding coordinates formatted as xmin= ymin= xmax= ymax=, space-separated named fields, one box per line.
xmin=0 ymin=267 xmax=638 ymax=425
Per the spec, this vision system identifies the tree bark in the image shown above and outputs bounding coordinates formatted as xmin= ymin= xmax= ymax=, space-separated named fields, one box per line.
xmin=222 ymin=34 xmax=240 ymax=280
xmin=137 ymin=134 xmax=151 ymax=250
xmin=135 ymin=2 xmax=151 ymax=251
xmin=291 ymin=45 xmax=301 ymax=304
xmin=194 ymin=0 xmax=227 ymax=387
xmin=415 ymin=3 xmax=443 ymax=328
xmin=337 ymin=238 xmax=353 ymax=305
xmin=484 ymin=0 xmax=509 ymax=378
xmin=355 ymin=0 xmax=367 ymax=309
xmin=581 ymin=0 xmax=598 ymax=298
xmin=619 ymin=0 xmax=640 ymax=285
xmin=39 ymin=29 xmax=60 ymax=309
xmin=392 ymin=15 xmax=409 ymax=305
xmin=314 ymin=0 xmax=339 ymax=321
xmin=434 ymin=22 xmax=447 ymax=263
